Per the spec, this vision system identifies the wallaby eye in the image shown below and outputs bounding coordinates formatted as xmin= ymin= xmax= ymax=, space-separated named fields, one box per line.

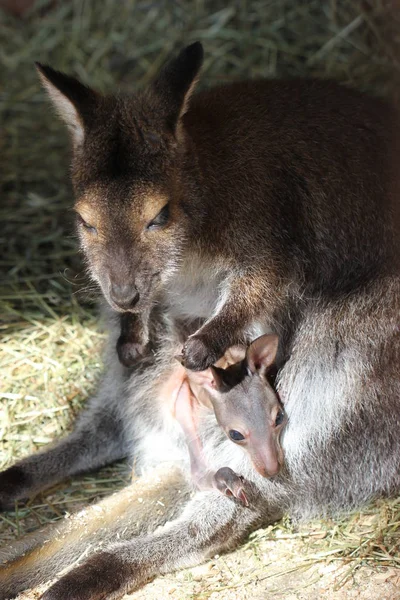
xmin=229 ymin=430 xmax=245 ymax=442
xmin=146 ymin=204 xmax=170 ymax=230
xmin=275 ymin=409 xmax=285 ymax=427
xmin=77 ymin=214 xmax=97 ymax=234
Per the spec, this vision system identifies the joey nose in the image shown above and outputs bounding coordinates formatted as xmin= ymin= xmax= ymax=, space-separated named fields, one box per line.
xmin=109 ymin=283 xmax=140 ymax=310
xmin=252 ymin=451 xmax=280 ymax=478
xmin=256 ymin=463 xmax=280 ymax=478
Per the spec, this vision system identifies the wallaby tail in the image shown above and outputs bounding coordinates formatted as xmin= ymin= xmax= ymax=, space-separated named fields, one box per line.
xmin=0 ymin=464 xmax=189 ymax=600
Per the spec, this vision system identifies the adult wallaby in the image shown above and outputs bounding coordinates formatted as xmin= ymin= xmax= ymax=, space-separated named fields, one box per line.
xmin=33 ymin=41 xmax=400 ymax=371
xmin=1 ymin=43 xmax=400 ymax=599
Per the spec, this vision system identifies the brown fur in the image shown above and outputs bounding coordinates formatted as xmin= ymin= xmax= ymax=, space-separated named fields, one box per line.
xmin=36 ymin=44 xmax=400 ymax=371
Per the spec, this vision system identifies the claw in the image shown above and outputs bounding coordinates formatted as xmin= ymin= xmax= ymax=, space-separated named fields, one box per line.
xmin=236 ymin=488 xmax=249 ymax=507
xmin=174 ymin=354 xmax=185 ymax=365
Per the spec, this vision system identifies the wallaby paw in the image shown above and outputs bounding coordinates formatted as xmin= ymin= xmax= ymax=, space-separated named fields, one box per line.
xmin=213 ymin=467 xmax=249 ymax=507
xmin=41 ymin=552 xmax=132 ymax=600
xmin=0 ymin=465 xmax=30 ymax=511
xmin=116 ymin=336 xmax=149 ymax=367
xmin=182 ymin=335 xmax=220 ymax=371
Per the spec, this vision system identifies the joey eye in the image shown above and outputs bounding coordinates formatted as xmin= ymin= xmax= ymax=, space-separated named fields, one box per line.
xmin=275 ymin=409 xmax=285 ymax=427
xmin=146 ymin=204 xmax=170 ymax=230
xmin=229 ymin=430 xmax=245 ymax=442
xmin=77 ymin=214 xmax=97 ymax=234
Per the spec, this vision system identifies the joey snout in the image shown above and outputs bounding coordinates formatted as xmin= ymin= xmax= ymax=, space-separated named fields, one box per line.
xmin=251 ymin=451 xmax=280 ymax=478
xmin=249 ymin=432 xmax=285 ymax=478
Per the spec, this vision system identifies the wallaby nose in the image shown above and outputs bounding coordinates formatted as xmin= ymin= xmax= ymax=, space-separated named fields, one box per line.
xmin=109 ymin=283 xmax=140 ymax=310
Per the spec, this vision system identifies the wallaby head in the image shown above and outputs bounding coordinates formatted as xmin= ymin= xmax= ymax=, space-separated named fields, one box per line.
xmin=187 ymin=334 xmax=287 ymax=478
xmin=36 ymin=43 xmax=204 ymax=312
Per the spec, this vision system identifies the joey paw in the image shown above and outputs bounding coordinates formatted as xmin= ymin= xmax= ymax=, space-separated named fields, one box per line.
xmin=116 ymin=336 xmax=149 ymax=368
xmin=213 ymin=467 xmax=249 ymax=507
xmin=182 ymin=336 xmax=219 ymax=371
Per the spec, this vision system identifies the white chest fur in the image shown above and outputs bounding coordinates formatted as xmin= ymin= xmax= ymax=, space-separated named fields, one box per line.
xmin=165 ymin=256 xmax=226 ymax=320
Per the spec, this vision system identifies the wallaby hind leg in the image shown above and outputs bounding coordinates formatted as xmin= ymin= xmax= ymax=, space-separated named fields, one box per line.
xmin=0 ymin=465 xmax=189 ymax=600
xmin=0 ymin=375 xmax=128 ymax=510
xmin=41 ymin=486 xmax=282 ymax=600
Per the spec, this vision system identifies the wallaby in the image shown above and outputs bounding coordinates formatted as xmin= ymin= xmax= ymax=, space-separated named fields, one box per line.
xmin=174 ymin=333 xmax=286 ymax=505
xmin=33 ymin=41 xmax=400 ymax=372
xmin=1 ymin=43 xmax=400 ymax=599
xmin=1 ymin=283 xmax=400 ymax=600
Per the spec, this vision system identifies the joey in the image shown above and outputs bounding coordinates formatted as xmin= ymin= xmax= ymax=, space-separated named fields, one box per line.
xmin=173 ymin=334 xmax=286 ymax=506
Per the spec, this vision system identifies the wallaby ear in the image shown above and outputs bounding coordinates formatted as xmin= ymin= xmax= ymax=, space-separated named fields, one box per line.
xmin=246 ymin=334 xmax=279 ymax=376
xmin=35 ymin=63 xmax=98 ymax=147
xmin=152 ymin=42 xmax=203 ymax=133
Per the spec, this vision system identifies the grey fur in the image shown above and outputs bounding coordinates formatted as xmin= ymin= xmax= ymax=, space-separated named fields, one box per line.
xmin=1 ymin=274 xmax=400 ymax=598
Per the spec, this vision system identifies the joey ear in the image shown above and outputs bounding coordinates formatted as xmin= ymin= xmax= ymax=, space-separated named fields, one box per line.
xmin=36 ymin=63 xmax=98 ymax=147
xmin=210 ymin=366 xmax=232 ymax=393
xmin=246 ymin=334 xmax=279 ymax=375
xmin=184 ymin=365 xmax=230 ymax=393
xmin=185 ymin=367 xmax=216 ymax=390
xmin=152 ymin=42 xmax=203 ymax=133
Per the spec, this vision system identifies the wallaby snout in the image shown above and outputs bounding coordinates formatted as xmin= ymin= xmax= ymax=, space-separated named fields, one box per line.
xmin=109 ymin=282 xmax=140 ymax=311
